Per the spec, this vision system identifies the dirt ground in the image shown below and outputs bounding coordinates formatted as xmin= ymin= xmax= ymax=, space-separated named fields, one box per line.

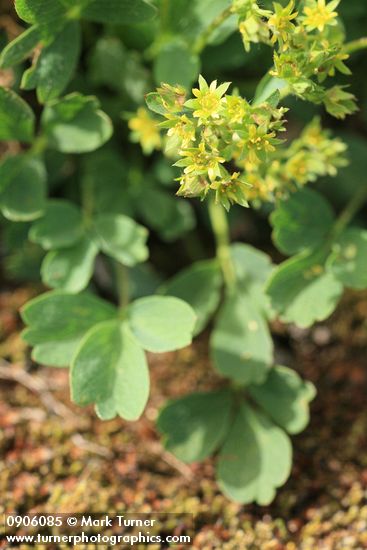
xmin=0 ymin=287 xmax=367 ymax=549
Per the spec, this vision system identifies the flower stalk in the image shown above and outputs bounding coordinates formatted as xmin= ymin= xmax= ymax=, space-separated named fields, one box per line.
xmin=343 ymin=37 xmax=367 ymax=54
xmin=193 ymin=6 xmax=233 ymax=54
xmin=208 ymin=196 xmax=236 ymax=292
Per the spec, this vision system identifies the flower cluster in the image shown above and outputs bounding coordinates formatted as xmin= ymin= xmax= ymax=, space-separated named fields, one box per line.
xmin=245 ymin=117 xmax=347 ymax=202
xmin=146 ymin=76 xmax=288 ymax=209
xmin=232 ymin=0 xmax=357 ymax=118
xmin=144 ymin=79 xmax=347 ymax=208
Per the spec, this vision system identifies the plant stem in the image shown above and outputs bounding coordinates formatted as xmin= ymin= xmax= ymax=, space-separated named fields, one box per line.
xmin=330 ymin=185 xmax=367 ymax=240
xmin=160 ymin=0 xmax=170 ymax=32
xmin=115 ymin=263 xmax=130 ymax=309
xmin=278 ymin=84 xmax=291 ymax=100
xmin=28 ymin=135 xmax=48 ymax=156
xmin=193 ymin=6 xmax=233 ymax=54
xmin=343 ymin=37 xmax=367 ymax=54
xmin=208 ymin=197 xmax=236 ymax=292
xmin=81 ymin=177 xmax=94 ymax=226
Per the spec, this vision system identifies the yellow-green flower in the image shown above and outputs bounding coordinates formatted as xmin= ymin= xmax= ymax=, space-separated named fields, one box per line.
xmin=268 ymin=1 xmax=298 ymax=49
xmin=185 ymin=75 xmax=230 ymax=124
xmin=176 ymin=142 xmax=225 ymax=181
xmin=166 ymin=115 xmax=196 ymax=149
xmin=246 ymin=172 xmax=278 ymax=201
xmin=176 ymin=173 xmax=210 ymax=199
xmin=239 ymin=15 xmax=270 ymax=51
xmin=210 ymin=171 xmax=250 ymax=210
xmin=128 ymin=107 xmax=161 ymax=155
xmin=224 ymin=95 xmax=249 ymax=124
xmin=303 ymin=0 xmax=339 ymax=32
xmin=248 ymin=124 xmax=277 ymax=153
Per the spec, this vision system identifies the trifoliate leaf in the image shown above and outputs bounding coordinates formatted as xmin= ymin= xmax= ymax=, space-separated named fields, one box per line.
xmin=41 ymin=237 xmax=98 ymax=292
xmin=216 ymin=403 xmax=292 ymax=505
xmin=22 ymin=21 xmax=81 ymax=104
xmin=160 ymin=260 xmax=222 ymax=336
xmin=41 ymin=93 xmax=113 ymax=153
xmin=0 ymin=87 xmax=35 ymax=142
xmin=128 ymin=296 xmax=196 ymax=353
xmin=0 ymin=155 xmax=46 ymax=221
xmin=0 ymin=25 xmax=41 ymax=69
xmin=270 ymin=189 xmax=335 ymax=255
xmin=29 ymin=199 xmax=84 ymax=250
xmin=154 ymin=41 xmax=200 ymax=89
xmin=266 ymin=250 xmax=344 ymax=327
xmin=157 ymin=390 xmax=233 ymax=463
xmin=248 ymin=366 xmax=316 ymax=434
xmin=21 ymin=290 xmax=116 ymax=367
xmin=81 ymin=0 xmax=156 ymax=24
xmin=93 ymin=214 xmax=148 ymax=266
xmin=211 ymin=292 xmax=273 ymax=385
xmin=72 ymin=320 xmax=149 ymax=421
xmin=328 ymin=228 xmax=367 ymax=290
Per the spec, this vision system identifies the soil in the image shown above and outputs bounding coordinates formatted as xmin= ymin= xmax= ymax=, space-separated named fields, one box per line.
xmin=0 ymin=287 xmax=367 ymax=549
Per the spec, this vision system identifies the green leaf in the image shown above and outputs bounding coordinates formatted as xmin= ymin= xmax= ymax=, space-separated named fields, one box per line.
xmin=15 ymin=0 xmax=66 ymax=24
xmin=270 ymin=189 xmax=335 ymax=255
xmin=41 ymin=93 xmax=113 ymax=153
xmin=249 ymin=366 xmax=316 ymax=435
xmin=138 ymin=187 xmax=195 ymax=242
xmin=328 ymin=228 xmax=367 ymax=290
xmin=22 ymin=22 xmax=81 ymax=103
xmin=29 ymin=199 xmax=84 ymax=250
xmin=157 ymin=391 xmax=233 ymax=463
xmin=0 ymin=25 xmax=41 ymax=69
xmin=266 ymin=250 xmax=344 ymax=327
xmin=2 ymin=222 xmax=43 ymax=283
xmin=41 ymin=237 xmax=98 ymax=292
xmin=0 ymin=155 xmax=46 ymax=221
xmin=154 ymin=41 xmax=200 ymax=89
xmin=128 ymin=296 xmax=196 ymax=353
xmin=21 ymin=290 xmax=116 ymax=367
xmin=88 ymin=37 xmax=126 ymax=91
xmin=216 ymin=403 xmax=292 ymax=505
xmin=81 ymin=149 xmax=133 ymax=217
xmin=145 ymin=92 xmax=167 ymax=116
xmin=231 ymin=243 xmax=274 ymax=319
xmin=254 ymin=74 xmax=288 ymax=105
xmin=0 ymin=87 xmax=35 ymax=142
xmin=82 ymin=0 xmax=156 ymax=24
xmin=160 ymin=260 xmax=222 ymax=336
xmin=93 ymin=214 xmax=148 ymax=266
xmin=211 ymin=292 xmax=273 ymax=385
xmin=72 ymin=321 xmax=149 ymax=421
